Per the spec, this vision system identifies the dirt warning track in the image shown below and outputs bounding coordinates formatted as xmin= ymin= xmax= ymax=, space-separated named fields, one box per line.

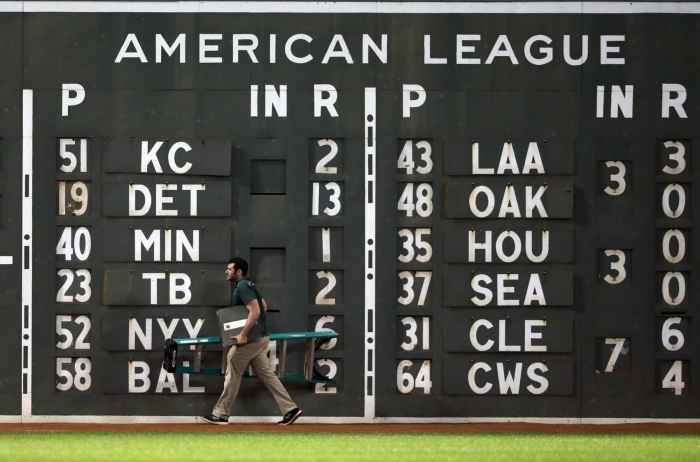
xmin=1 ymin=423 xmax=699 ymax=434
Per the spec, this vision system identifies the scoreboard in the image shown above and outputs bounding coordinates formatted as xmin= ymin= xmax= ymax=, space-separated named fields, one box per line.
xmin=0 ymin=1 xmax=699 ymax=421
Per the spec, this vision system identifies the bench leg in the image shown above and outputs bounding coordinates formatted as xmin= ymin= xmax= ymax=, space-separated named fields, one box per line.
xmin=304 ymin=339 xmax=317 ymax=381
xmin=191 ymin=345 xmax=204 ymax=373
xmin=279 ymin=340 xmax=288 ymax=378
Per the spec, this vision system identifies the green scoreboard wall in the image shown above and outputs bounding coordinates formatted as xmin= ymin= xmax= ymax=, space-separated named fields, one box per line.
xmin=0 ymin=1 xmax=698 ymax=420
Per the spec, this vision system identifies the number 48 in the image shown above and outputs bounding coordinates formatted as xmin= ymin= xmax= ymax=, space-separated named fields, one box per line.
xmin=397 ymin=183 xmax=433 ymax=218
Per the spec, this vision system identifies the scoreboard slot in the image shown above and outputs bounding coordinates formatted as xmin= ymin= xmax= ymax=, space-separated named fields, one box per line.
xmin=444 ymin=356 xmax=575 ymax=396
xmin=103 ymin=180 xmax=231 ymax=218
xmin=443 ymin=266 xmax=574 ymax=307
xmin=103 ymin=139 xmax=232 ymax=176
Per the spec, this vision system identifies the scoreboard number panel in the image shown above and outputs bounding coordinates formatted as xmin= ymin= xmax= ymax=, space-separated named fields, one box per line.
xmin=103 ymin=139 xmax=232 ymax=176
xmin=443 ymin=266 xmax=574 ymax=307
xmin=444 ymin=140 xmax=574 ymax=177
xmin=57 ymin=139 xmax=89 ymax=176
xmin=102 ymin=268 xmax=230 ymax=307
xmin=443 ymin=223 xmax=575 ymax=264
xmin=102 ymin=224 xmax=231 ymax=263
xmin=443 ymin=357 xmax=575 ymax=396
xmin=55 ymin=315 xmax=92 ymax=351
xmin=444 ymin=178 xmax=574 ymax=220
xmin=596 ymin=338 xmax=631 ymax=374
xmin=2 ymin=3 xmax=699 ymax=420
xmin=55 ymin=357 xmax=93 ymax=392
xmin=57 ymin=181 xmax=90 ymax=216
xmin=444 ymin=311 xmax=575 ymax=353
xmin=102 ymin=180 xmax=232 ymax=218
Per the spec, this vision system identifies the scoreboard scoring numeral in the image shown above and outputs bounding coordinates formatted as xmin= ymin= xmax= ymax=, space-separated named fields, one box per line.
xmin=400 ymin=316 xmax=430 ymax=351
xmin=315 ymin=316 xmax=338 ymax=350
xmin=397 ymin=183 xmax=434 ymax=218
xmin=58 ymin=138 xmax=88 ymax=173
xmin=314 ymin=359 xmax=338 ymax=394
xmin=315 ymin=271 xmax=337 ymax=305
xmin=661 ymin=184 xmax=687 ymax=219
xmin=57 ymin=181 xmax=89 ymax=216
xmin=661 ymin=230 xmax=686 ymax=264
xmin=398 ymin=140 xmax=433 ymax=175
xmin=396 ymin=360 xmax=432 ymax=394
xmin=56 ymin=269 xmax=92 ymax=303
xmin=312 ymin=182 xmax=342 ymax=216
xmin=661 ymin=272 xmax=687 ymax=306
xmin=603 ymin=338 xmax=628 ymax=372
xmin=602 ymin=249 xmax=627 ymax=285
xmin=603 ymin=161 xmax=627 ymax=196
xmin=661 ymin=141 xmax=687 ymax=175
xmin=56 ymin=227 xmax=92 ymax=262
xmin=55 ymin=315 xmax=91 ymax=350
xmin=398 ymin=271 xmax=432 ymax=306
xmin=661 ymin=360 xmax=686 ymax=396
xmin=398 ymin=228 xmax=432 ymax=263
xmin=56 ymin=357 xmax=92 ymax=391
xmin=661 ymin=317 xmax=685 ymax=352
xmin=315 ymin=139 xmax=339 ymax=174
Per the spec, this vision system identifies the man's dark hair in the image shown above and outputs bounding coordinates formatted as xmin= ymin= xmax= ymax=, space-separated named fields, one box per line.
xmin=228 ymin=257 xmax=249 ymax=276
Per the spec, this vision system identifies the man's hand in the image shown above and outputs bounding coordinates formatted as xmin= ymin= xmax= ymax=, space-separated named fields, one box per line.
xmin=233 ymin=333 xmax=248 ymax=345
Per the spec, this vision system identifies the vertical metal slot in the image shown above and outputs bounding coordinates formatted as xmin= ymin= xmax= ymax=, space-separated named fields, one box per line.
xmin=23 ymin=245 xmax=30 ymax=269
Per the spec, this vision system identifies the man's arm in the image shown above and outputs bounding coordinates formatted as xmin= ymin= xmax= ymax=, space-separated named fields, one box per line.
xmin=235 ymin=299 xmax=260 ymax=344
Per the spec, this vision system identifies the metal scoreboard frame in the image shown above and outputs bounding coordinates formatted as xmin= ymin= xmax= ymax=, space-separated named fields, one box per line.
xmin=0 ymin=0 xmax=699 ymax=423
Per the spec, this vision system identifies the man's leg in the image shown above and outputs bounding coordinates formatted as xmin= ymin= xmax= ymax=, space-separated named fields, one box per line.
xmin=211 ymin=342 xmax=262 ymax=417
xmin=249 ymin=338 xmax=298 ymax=415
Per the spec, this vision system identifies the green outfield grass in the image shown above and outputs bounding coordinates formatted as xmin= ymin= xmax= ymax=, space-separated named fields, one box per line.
xmin=0 ymin=433 xmax=698 ymax=462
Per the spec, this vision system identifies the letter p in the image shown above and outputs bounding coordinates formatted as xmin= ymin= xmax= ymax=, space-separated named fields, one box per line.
xmin=62 ymin=83 xmax=86 ymax=117
xmin=402 ymin=84 xmax=426 ymax=119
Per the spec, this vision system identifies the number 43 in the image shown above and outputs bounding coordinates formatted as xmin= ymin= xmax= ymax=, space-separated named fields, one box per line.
xmin=398 ymin=140 xmax=433 ymax=175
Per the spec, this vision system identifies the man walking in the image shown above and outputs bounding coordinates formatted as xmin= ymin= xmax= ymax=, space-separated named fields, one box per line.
xmin=200 ymin=257 xmax=303 ymax=425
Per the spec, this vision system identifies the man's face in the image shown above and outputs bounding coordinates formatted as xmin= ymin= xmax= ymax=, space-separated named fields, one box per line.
xmin=225 ymin=263 xmax=241 ymax=282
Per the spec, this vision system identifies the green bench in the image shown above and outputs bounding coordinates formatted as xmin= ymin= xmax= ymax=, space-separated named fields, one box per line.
xmin=163 ymin=331 xmax=338 ymax=385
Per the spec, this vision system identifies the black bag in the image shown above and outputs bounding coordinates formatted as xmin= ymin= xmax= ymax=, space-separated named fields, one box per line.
xmin=162 ymin=338 xmax=177 ymax=373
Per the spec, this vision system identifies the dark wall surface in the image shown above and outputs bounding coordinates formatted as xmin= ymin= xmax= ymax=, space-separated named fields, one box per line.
xmin=0 ymin=4 xmax=698 ymax=418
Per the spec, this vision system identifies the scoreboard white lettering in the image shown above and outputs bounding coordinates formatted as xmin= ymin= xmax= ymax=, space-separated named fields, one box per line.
xmin=392 ymin=135 xmax=578 ymax=399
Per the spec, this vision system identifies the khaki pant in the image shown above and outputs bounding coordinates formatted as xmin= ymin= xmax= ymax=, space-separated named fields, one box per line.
xmin=212 ymin=337 xmax=297 ymax=418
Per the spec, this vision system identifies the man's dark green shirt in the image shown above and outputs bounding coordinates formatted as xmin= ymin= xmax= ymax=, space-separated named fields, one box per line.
xmin=233 ymin=279 xmax=267 ymax=340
